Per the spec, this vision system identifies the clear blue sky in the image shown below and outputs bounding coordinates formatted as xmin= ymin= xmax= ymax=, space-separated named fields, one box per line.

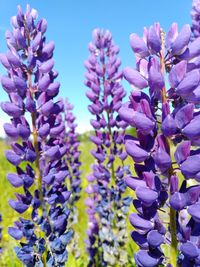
xmin=0 ymin=0 xmax=192 ymax=134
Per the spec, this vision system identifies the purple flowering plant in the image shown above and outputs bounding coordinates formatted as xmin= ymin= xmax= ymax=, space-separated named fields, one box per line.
xmin=84 ymin=29 xmax=132 ymax=266
xmin=1 ymin=1 xmax=200 ymax=267
xmin=1 ymin=5 xmax=73 ymax=266
xmin=63 ymin=98 xmax=82 ymax=259
xmin=118 ymin=0 xmax=200 ymax=266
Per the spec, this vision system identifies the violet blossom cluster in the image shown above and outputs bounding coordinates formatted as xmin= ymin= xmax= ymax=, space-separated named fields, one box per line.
xmin=84 ymin=29 xmax=131 ymax=266
xmin=1 ymin=5 xmax=72 ymax=266
xmin=63 ymin=98 xmax=81 ymax=258
xmin=191 ymin=0 xmax=200 ymax=38
xmin=118 ymin=9 xmax=200 ymax=267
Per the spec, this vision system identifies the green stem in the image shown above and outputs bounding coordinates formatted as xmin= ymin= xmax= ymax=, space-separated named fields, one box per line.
xmin=28 ymin=73 xmax=43 ymax=207
xmin=159 ymin=29 xmax=178 ymax=266
xmin=31 ymin=114 xmax=41 ymax=191
xmin=167 ymin=163 xmax=178 ymax=266
xmin=28 ymin=74 xmax=46 ymax=267
xmin=169 ymin=207 xmax=178 ymax=267
xmin=106 ymin=111 xmax=115 ymax=183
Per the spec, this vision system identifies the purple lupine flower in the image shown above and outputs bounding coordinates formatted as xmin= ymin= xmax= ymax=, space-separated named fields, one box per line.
xmin=84 ymin=28 xmax=131 ymax=266
xmin=119 ymin=17 xmax=200 ymax=266
xmin=1 ymin=5 xmax=72 ymax=266
xmin=191 ymin=0 xmax=200 ymax=38
xmin=85 ymin=173 xmax=100 ymax=267
xmin=62 ymin=98 xmax=82 ymax=258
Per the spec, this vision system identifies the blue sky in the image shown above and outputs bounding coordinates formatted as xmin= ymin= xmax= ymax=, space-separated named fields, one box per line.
xmin=0 ymin=0 xmax=192 ymax=135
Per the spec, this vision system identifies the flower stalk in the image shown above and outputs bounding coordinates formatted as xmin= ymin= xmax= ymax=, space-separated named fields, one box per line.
xmin=85 ymin=28 xmax=131 ymax=266
xmin=1 ymin=5 xmax=73 ymax=266
xmin=119 ymin=15 xmax=200 ymax=266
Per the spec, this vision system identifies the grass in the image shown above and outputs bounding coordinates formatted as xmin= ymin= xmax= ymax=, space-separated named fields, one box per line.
xmin=0 ymin=138 xmax=137 ymax=266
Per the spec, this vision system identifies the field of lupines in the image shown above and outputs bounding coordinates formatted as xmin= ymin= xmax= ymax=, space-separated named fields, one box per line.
xmin=1 ymin=1 xmax=200 ymax=266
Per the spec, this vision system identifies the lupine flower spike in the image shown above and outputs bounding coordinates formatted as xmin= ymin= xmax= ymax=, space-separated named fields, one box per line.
xmin=85 ymin=29 xmax=131 ymax=266
xmin=63 ymin=98 xmax=82 ymax=259
xmin=1 ymin=5 xmax=72 ymax=266
xmin=119 ymin=5 xmax=200 ymax=266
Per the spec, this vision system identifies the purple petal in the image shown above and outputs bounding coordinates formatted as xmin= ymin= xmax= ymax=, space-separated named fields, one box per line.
xmin=188 ymin=37 xmax=200 ymax=59
xmin=1 ymin=76 xmax=15 ymax=93
xmin=171 ymin=24 xmax=191 ymax=55
xmin=130 ymin=33 xmax=149 ymax=58
xmin=13 ymin=76 xmax=27 ymax=92
xmin=180 ymin=241 xmax=199 ymax=259
xmin=25 ymin=97 xmax=36 ymax=112
xmin=140 ymin=98 xmax=153 ymax=118
xmin=32 ymin=32 xmax=42 ymax=52
xmin=90 ymin=119 xmax=101 ymax=129
xmin=47 ymin=82 xmax=60 ymax=97
xmin=135 ymin=250 xmax=161 ymax=267
xmin=147 ymin=25 xmax=161 ymax=53
xmin=143 ymin=171 xmax=156 ymax=190
xmin=42 ymin=41 xmax=55 ymax=58
xmin=125 ymin=176 xmax=146 ymax=190
xmin=123 ymin=67 xmax=148 ymax=89
xmin=91 ymin=150 xmax=105 ymax=162
xmin=161 ymin=115 xmax=177 ymax=136
xmin=188 ymin=203 xmax=200 ymax=222
xmin=14 ymin=29 xmax=26 ymax=48
xmin=166 ymin=23 xmax=178 ymax=49
xmin=148 ymin=65 xmax=164 ymax=91
xmin=17 ymin=124 xmax=30 ymax=139
xmin=1 ymin=102 xmax=23 ymax=118
xmin=50 ymin=123 xmax=65 ymax=137
xmin=24 ymin=149 xmax=36 ymax=163
xmin=86 ymin=90 xmax=97 ymax=102
xmin=131 ymin=231 xmax=148 ymax=249
xmin=55 ymin=170 xmax=69 ymax=183
xmin=186 ymin=186 xmax=200 ymax=206
xmin=90 ymin=135 xmax=103 ymax=146
xmin=3 ymin=123 xmax=19 ymax=138
xmin=38 ymin=74 xmax=51 ymax=91
xmin=176 ymin=70 xmax=200 ymax=97
xmin=180 ymin=155 xmax=200 ymax=178
xmin=129 ymin=213 xmax=154 ymax=232
xmin=170 ymin=175 xmax=179 ymax=194
xmin=0 ymin=53 xmax=10 ymax=68
xmin=7 ymin=173 xmax=23 ymax=187
xmin=5 ymin=150 xmax=22 ymax=166
xmin=44 ymin=145 xmax=60 ymax=160
xmin=37 ymin=19 xmax=47 ymax=34
xmin=6 ymin=50 xmax=21 ymax=67
xmin=119 ymin=107 xmax=154 ymax=134
xmin=43 ymin=173 xmax=54 ymax=185
xmin=87 ymin=174 xmax=95 ymax=183
xmin=9 ymin=200 xmax=29 ymax=213
xmin=8 ymin=227 xmax=23 ymax=240
xmin=175 ymin=103 xmax=194 ymax=128
xmin=153 ymin=148 xmax=171 ymax=172
xmin=168 ymin=60 xmax=187 ymax=88
xmin=136 ymin=186 xmax=158 ymax=206
xmin=40 ymin=59 xmax=54 ymax=73
xmin=125 ymin=139 xmax=149 ymax=163
xmin=170 ymin=192 xmax=187 ymax=211
xmin=182 ymin=115 xmax=200 ymax=140
xmin=53 ymin=214 xmax=67 ymax=231
xmin=38 ymin=123 xmax=50 ymax=138
xmin=40 ymin=100 xmax=54 ymax=116
xmin=147 ymin=230 xmax=164 ymax=247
